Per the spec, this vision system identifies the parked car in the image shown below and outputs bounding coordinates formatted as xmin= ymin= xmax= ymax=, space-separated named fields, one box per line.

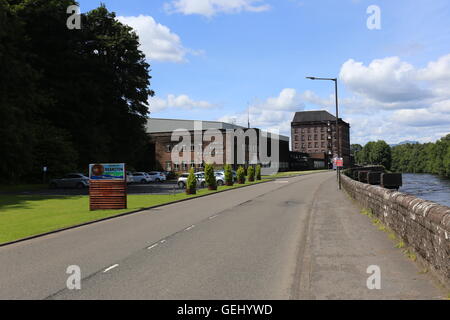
xmin=177 ymin=172 xmax=206 ymax=189
xmin=49 ymin=173 xmax=90 ymax=189
xmin=132 ymin=172 xmax=153 ymax=184
xmin=214 ymin=172 xmax=225 ymax=186
xmin=147 ymin=171 xmax=166 ymax=183
xmin=126 ymin=171 xmax=134 ymax=185
xmin=215 ymin=170 xmax=237 ymax=182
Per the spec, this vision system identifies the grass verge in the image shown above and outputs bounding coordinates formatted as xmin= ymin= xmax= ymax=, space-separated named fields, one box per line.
xmin=0 ymin=178 xmax=276 ymax=245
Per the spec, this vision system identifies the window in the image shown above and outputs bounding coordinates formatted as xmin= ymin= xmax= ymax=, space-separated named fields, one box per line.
xmin=182 ymin=162 xmax=187 ymax=171
xmin=308 ymin=142 xmax=312 ymax=148
xmin=166 ymin=144 xmax=172 ymax=153
xmin=191 ymin=145 xmax=195 ymax=152
xmin=308 ymin=135 xmax=312 ymax=141
xmin=295 ymin=143 xmax=299 ymax=149
xmin=165 ymin=161 xmax=172 ymax=171
xmin=321 ymin=134 xmax=325 ymax=140
xmin=314 ymin=134 xmax=318 ymax=140
xmin=191 ymin=161 xmax=195 ymax=168
xmin=315 ymin=142 xmax=319 ymax=148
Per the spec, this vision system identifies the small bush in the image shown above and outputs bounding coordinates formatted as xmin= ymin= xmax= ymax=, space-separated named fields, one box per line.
xmin=247 ymin=166 xmax=255 ymax=182
xmin=186 ymin=168 xmax=197 ymax=194
xmin=224 ymin=164 xmax=233 ymax=185
xmin=237 ymin=166 xmax=246 ymax=184
xmin=256 ymin=165 xmax=262 ymax=180
xmin=205 ymin=163 xmax=217 ymax=189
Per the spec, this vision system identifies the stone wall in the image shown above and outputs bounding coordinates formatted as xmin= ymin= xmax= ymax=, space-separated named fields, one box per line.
xmin=341 ymin=174 xmax=450 ymax=286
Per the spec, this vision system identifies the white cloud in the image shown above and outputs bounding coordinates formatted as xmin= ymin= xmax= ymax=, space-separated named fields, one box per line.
xmin=164 ymin=0 xmax=270 ymax=17
xmin=117 ymin=15 xmax=198 ymax=63
xmin=149 ymin=94 xmax=216 ymax=113
xmin=336 ymin=54 xmax=450 ymax=144
xmin=218 ymin=88 xmax=304 ymax=136
xmin=340 ymin=57 xmax=432 ymax=103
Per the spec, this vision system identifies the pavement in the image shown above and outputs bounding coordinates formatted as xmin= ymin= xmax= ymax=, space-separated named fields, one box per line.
xmin=0 ymin=171 xmax=445 ymax=300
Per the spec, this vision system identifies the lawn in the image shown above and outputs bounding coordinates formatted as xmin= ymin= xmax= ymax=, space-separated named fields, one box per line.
xmin=0 ymin=179 xmax=270 ymax=244
xmin=0 ymin=170 xmax=329 ymax=245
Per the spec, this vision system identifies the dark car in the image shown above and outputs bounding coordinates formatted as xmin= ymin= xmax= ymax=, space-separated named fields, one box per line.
xmin=49 ymin=173 xmax=90 ymax=189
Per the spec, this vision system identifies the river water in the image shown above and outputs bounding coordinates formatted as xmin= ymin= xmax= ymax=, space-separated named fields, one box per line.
xmin=399 ymin=173 xmax=450 ymax=207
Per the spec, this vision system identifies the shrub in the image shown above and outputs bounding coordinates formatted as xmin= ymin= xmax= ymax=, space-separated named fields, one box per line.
xmin=247 ymin=166 xmax=255 ymax=182
xmin=186 ymin=168 xmax=197 ymax=194
xmin=237 ymin=166 xmax=246 ymax=184
xmin=224 ymin=164 xmax=233 ymax=186
xmin=256 ymin=165 xmax=262 ymax=180
xmin=204 ymin=163 xmax=217 ymax=190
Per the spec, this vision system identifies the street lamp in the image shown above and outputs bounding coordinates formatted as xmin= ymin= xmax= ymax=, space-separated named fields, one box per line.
xmin=306 ymin=76 xmax=341 ymax=189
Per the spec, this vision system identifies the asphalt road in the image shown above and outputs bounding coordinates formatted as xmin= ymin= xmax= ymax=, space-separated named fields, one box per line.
xmin=0 ymin=171 xmax=445 ymax=299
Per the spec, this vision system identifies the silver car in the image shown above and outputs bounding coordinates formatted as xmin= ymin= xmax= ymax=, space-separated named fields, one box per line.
xmin=49 ymin=173 xmax=90 ymax=189
xmin=177 ymin=172 xmax=206 ymax=189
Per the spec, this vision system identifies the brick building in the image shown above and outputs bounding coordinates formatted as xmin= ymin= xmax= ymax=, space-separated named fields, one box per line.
xmin=291 ymin=110 xmax=351 ymax=168
xmin=146 ymin=118 xmax=290 ymax=173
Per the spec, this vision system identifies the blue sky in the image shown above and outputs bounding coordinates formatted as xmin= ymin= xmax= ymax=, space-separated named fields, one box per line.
xmin=79 ymin=0 xmax=450 ymax=145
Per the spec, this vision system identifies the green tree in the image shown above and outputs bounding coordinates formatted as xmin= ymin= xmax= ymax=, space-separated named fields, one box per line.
xmin=371 ymin=141 xmax=392 ymax=170
xmin=247 ymin=166 xmax=255 ymax=182
xmin=237 ymin=166 xmax=246 ymax=184
xmin=255 ymin=165 xmax=262 ymax=180
xmin=204 ymin=163 xmax=217 ymax=190
xmin=224 ymin=164 xmax=233 ymax=186
xmin=186 ymin=168 xmax=197 ymax=194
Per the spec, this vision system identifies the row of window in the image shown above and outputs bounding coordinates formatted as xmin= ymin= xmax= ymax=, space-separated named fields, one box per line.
xmin=294 ymin=134 xmax=335 ymax=142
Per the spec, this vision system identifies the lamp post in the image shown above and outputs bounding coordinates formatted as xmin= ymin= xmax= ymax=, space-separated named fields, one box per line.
xmin=306 ymin=76 xmax=341 ymax=190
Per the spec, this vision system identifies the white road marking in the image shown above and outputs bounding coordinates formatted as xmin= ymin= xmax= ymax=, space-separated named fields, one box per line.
xmin=103 ymin=264 xmax=119 ymax=273
xmin=209 ymin=215 xmax=219 ymax=220
xmin=185 ymin=225 xmax=195 ymax=231
xmin=160 ymin=240 xmax=166 ymax=244
xmin=147 ymin=243 xmax=159 ymax=250
xmin=275 ymin=181 xmax=289 ymax=184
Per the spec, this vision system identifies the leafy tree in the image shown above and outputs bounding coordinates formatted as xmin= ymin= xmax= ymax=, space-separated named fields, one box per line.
xmin=247 ymin=166 xmax=255 ymax=182
xmin=371 ymin=141 xmax=392 ymax=170
xmin=204 ymin=163 xmax=216 ymax=189
xmin=224 ymin=164 xmax=233 ymax=186
xmin=0 ymin=1 xmax=155 ymax=183
xmin=186 ymin=168 xmax=197 ymax=194
xmin=255 ymin=164 xmax=262 ymax=180
xmin=237 ymin=166 xmax=245 ymax=184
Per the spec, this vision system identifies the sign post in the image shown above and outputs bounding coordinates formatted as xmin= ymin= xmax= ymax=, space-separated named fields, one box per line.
xmin=89 ymin=163 xmax=127 ymax=211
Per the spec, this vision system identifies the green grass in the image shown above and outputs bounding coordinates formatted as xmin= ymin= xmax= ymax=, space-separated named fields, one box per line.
xmin=0 ymin=170 xmax=327 ymax=244
xmin=0 ymin=178 xmax=272 ymax=244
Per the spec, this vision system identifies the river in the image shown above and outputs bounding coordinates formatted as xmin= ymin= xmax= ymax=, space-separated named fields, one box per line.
xmin=400 ymin=173 xmax=450 ymax=207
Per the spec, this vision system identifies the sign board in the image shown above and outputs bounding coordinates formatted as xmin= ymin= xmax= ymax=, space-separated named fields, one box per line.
xmin=89 ymin=163 xmax=127 ymax=211
xmin=335 ymin=158 xmax=344 ymax=168
xmin=89 ymin=163 xmax=125 ymax=181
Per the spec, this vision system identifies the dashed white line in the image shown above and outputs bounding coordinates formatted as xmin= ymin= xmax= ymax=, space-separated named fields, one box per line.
xmin=103 ymin=264 xmax=119 ymax=273
xmin=209 ymin=215 xmax=219 ymax=220
xmin=147 ymin=243 xmax=159 ymax=250
xmin=160 ymin=240 xmax=166 ymax=244
xmin=185 ymin=225 xmax=195 ymax=231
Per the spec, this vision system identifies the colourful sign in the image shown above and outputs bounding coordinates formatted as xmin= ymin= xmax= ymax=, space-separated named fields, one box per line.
xmin=336 ymin=158 xmax=344 ymax=167
xmin=89 ymin=163 xmax=125 ymax=180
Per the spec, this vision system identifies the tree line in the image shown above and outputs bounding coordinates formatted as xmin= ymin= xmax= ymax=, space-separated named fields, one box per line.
xmin=0 ymin=0 xmax=154 ymax=184
xmin=351 ymin=134 xmax=450 ymax=178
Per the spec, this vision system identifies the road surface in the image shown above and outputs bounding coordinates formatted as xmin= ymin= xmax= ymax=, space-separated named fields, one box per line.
xmin=0 ymin=171 xmax=445 ymax=299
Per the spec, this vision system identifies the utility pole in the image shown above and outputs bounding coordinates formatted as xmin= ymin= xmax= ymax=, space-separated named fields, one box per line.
xmin=306 ymin=76 xmax=342 ymax=190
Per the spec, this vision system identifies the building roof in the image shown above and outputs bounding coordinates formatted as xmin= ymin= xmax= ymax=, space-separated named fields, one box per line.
xmin=292 ymin=110 xmax=343 ymax=123
xmin=146 ymin=118 xmax=290 ymax=142
xmin=146 ymin=118 xmax=245 ymax=133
